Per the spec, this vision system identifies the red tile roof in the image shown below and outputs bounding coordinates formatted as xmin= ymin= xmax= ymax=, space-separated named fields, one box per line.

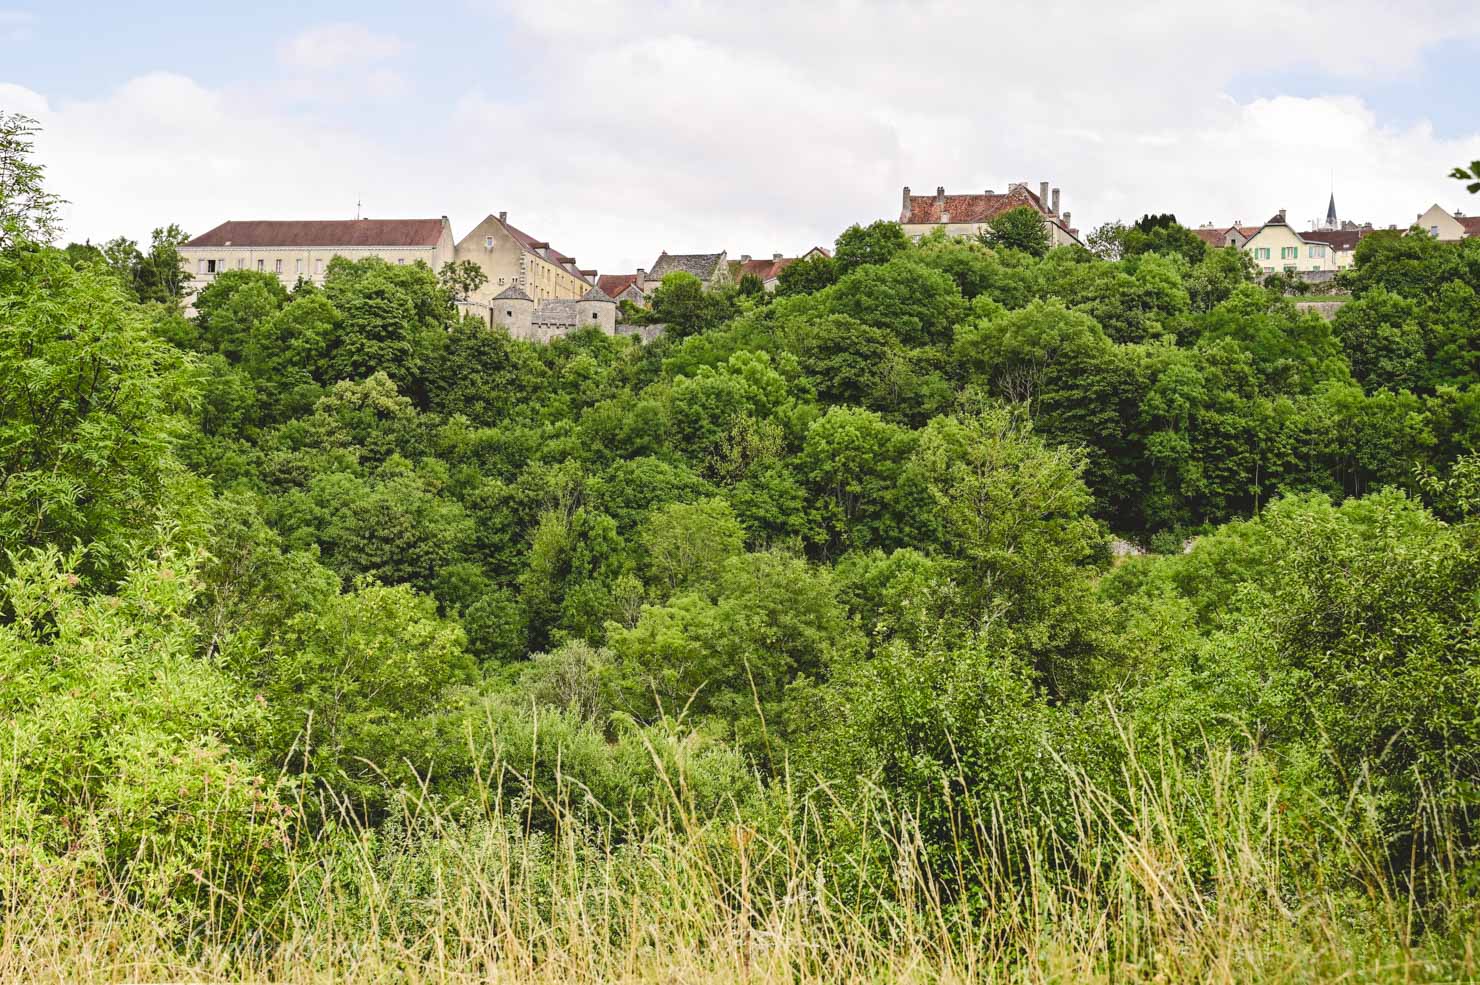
xmin=1459 ymin=215 xmax=1480 ymax=237
xmin=597 ymin=273 xmax=641 ymax=299
xmin=1191 ymin=227 xmax=1231 ymax=245
xmin=1300 ymin=229 xmax=1366 ymax=251
xmin=498 ymin=216 xmax=591 ymax=284
xmin=901 ymin=185 xmax=1044 ymax=225
xmin=731 ymin=247 xmax=834 ymax=284
xmin=185 ymin=218 xmax=446 ymax=248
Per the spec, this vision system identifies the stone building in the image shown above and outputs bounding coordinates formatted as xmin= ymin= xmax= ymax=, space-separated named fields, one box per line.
xmin=729 ymin=247 xmax=831 ymax=291
xmin=899 ymin=182 xmax=1081 ymax=246
xmin=453 ymin=211 xmax=597 ymax=309
xmin=637 ymin=251 xmax=731 ymax=295
xmin=490 ymin=284 xmax=616 ymax=342
xmin=178 ymin=217 xmax=456 ymax=303
xmin=597 ymin=273 xmax=646 ymax=304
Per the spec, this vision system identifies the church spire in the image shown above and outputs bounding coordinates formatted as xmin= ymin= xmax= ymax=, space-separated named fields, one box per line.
xmin=1326 ymin=191 xmax=1338 ymax=227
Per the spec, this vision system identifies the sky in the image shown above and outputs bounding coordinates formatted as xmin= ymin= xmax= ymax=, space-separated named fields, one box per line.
xmin=5 ymin=0 xmax=1480 ymax=275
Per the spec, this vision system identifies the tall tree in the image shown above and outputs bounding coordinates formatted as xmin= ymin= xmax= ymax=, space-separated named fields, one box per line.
xmin=0 ymin=112 xmax=63 ymax=249
xmin=980 ymin=205 xmax=1051 ymax=258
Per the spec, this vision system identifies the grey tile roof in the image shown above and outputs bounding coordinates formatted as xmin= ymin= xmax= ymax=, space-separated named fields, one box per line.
xmin=494 ymin=285 xmax=532 ymax=301
xmin=580 ymin=285 xmax=615 ymax=302
xmin=648 ymin=252 xmax=725 ymax=281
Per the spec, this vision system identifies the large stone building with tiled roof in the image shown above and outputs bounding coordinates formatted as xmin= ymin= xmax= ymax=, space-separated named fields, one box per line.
xmin=178 ymin=217 xmax=456 ymax=302
xmin=899 ymin=182 xmax=1082 ymax=247
xmin=453 ymin=211 xmax=597 ymax=309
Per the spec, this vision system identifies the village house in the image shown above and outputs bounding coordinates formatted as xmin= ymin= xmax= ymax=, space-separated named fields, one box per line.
xmin=1241 ymin=209 xmax=1363 ymax=275
xmin=730 ymin=247 xmax=832 ymax=291
xmin=453 ymin=211 xmax=596 ymax=308
xmin=1192 ymin=222 xmax=1262 ymax=249
xmin=596 ymin=273 xmax=646 ymax=304
xmin=898 ymin=182 xmax=1082 ymax=246
xmin=636 ymin=251 xmax=732 ymax=295
xmin=177 ymin=217 xmax=456 ymax=303
xmin=1414 ymin=203 xmax=1480 ymax=241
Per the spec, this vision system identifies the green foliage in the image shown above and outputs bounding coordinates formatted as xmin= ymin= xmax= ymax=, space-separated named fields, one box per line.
xmin=0 ymin=245 xmax=195 ymax=581
xmin=0 ymin=110 xmax=62 ymax=247
xmin=833 ymin=219 xmax=911 ymax=271
xmin=10 ymin=134 xmax=1480 ymax=978
xmin=980 ymin=204 xmax=1051 ymax=257
xmin=775 ymin=251 xmax=838 ymax=295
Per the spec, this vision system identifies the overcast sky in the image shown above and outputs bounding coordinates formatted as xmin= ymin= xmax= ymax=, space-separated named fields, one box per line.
xmin=5 ymin=1 xmax=1480 ymax=275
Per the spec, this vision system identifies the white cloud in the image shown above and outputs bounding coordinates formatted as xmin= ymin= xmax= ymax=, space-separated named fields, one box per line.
xmin=277 ymin=22 xmax=405 ymax=72
xmin=12 ymin=2 xmax=1480 ymax=271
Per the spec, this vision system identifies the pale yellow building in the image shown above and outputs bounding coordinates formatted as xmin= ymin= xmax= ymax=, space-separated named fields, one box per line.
xmin=453 ymin=212 xmax=596 ymax=309
xmin=1414 ymin=204 xmax=1480 ymax=241
xmin=899 ymin=182 xmax=1082 ymax=247
xmin=179 ymin=217 xmax=456 ymax=302
xmin=1242 ymin=210 xmax=1361 ymax=275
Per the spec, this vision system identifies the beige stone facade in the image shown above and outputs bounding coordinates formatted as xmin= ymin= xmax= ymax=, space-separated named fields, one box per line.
xmin=178 ymin=218 xmax=455 ymax=305
xmin=452 ymin=212 xmax=595 ymax=311
xmin=899 ymin=182 xmax=1081 ymax=247
xmin=1414 ymin=204 xmax=1480 ymax=241
xmin=489 ymin=284 xmax=616 ymax=343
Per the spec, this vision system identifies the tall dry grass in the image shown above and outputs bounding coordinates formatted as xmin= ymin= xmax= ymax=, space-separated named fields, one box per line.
xmin=2 ymin=726 xmax=1475 ymax=984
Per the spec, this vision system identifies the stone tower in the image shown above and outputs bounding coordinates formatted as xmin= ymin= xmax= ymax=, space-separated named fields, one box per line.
xmin=492 ymin=284 xmax=534 ymax=339
xmin=576 ymin=285 xmax=617 ymax=335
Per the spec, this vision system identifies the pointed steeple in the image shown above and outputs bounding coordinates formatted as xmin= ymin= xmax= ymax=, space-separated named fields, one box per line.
xmin=1326 ymin=192 xmax=1338 ymax=226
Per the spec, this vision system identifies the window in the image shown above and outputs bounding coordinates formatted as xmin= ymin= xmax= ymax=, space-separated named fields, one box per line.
xmin=1431 ymin=225 xmax=1440 ymax=238
xmin=485 ymin=236 xmax=493 ymax=248
xmin=315 ymin=259 xmax=324 ymax=275
xmin=257 ymin=259 xmax=265 ymax=271
xmin=397 ymin=258 xmax=405 ymax=265
xmin=1309 ymin=245 xmax=1325 ymax=258
xmin=237 ymin=258 xmax=246 ymax=269
xmin=198 ymin=260 xmax=207 ymax=274
xmin=1283 ymin=265 xmax=1296 ymax=273
xmin=275 ymin=259 xmax=283 ymax=274
xmin=1280 ymin=246 xmax=1298 ymax=260
xmin=296 ymin=259 xmax=304 ymax=275
xmin=1255 ymin=247 xmax=1270 ymax=260
xmin=505 ymin=309 xmax=513 ymax=318
xmin=1263 ymin=266 xmax=1274 ymax=273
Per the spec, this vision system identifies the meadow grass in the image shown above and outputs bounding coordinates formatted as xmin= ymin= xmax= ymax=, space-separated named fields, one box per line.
xmin=2 ymin=726 xmax=1475 ymax=984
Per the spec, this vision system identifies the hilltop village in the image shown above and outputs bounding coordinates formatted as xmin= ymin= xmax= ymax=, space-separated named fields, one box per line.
xmin=176 ymin=181 xmax=1480 ymax=342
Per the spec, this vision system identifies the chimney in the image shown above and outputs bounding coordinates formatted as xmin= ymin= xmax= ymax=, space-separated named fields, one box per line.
xmin=985 ymin=188 xmax=995 ymax=195
xmin=1063 ymin=211 xmax=1071 ymax=229
xmin=1278 ymin=208 xmax=1287 ymax=222
xmin=935 ymin=186 xmax=945 ymax=207
xmin=1051 ymin=188 xmax=1061 ymax=215
xmin=1039 ymin=181 xmax=1049 ymax=205
xmin=498 ymin=211 xmax=507 ymax=223
xmin=637 ymin=268 xmax=647 ymax=282
xmin=901 ymin=186 xmax=911 ymax=214
xmin=773 ymin=253 xmax=783 ymax=261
